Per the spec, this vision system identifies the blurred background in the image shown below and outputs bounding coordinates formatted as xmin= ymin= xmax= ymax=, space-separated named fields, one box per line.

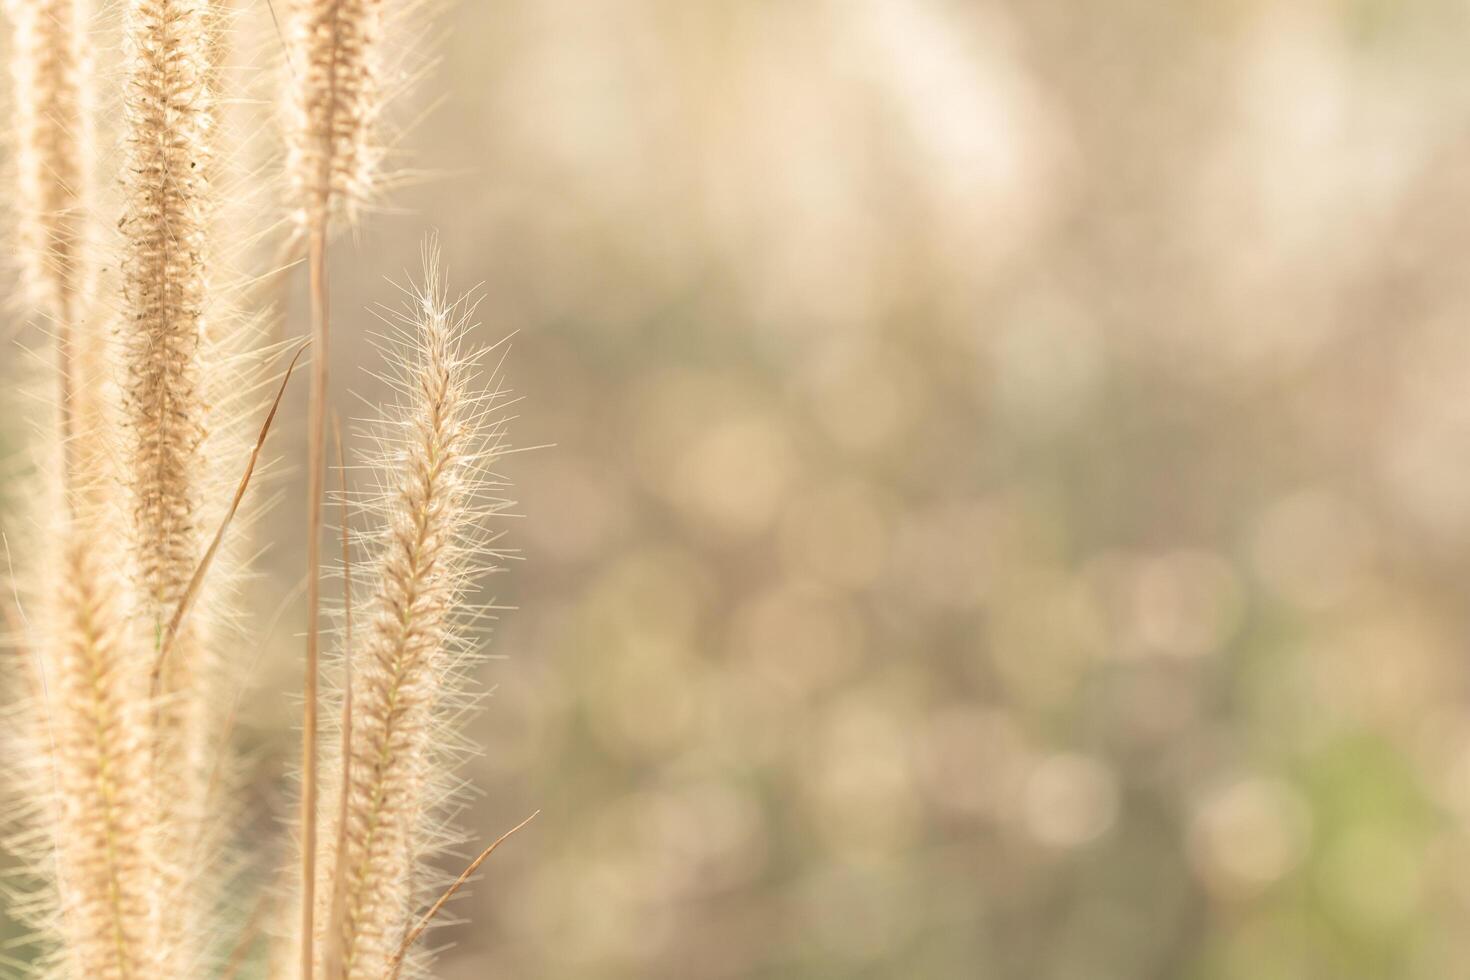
xmin=22 ymin=0 xmax=1470 ymax=977
xmin=279 ymin=0 xmax=1470 ymax=977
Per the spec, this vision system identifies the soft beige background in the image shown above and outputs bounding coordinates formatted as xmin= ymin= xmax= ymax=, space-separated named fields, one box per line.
xmin=265 ymin=1 xmax=1470 ymax=977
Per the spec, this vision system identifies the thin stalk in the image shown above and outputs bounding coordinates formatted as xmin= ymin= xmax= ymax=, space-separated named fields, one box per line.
xmin=323 ymin=413 xmax=353 ymax=979
xmin=302 ymin=221 xmax=329 ymax=980
xmin=385 ymin=811 xmax=540 ymax=980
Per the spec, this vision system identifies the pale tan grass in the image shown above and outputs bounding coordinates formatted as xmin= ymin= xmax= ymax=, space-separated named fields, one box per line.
xmin=314 ymin=248 xmax=516 ymax=980
xmin=285 ymin=4 xmax=390 ymax=971
xmin=287 ymin=0 xmax=385 ymax=229
xmin=27 ymin=316 xmax=159 ymax=980
xmin=42 ymin=517 xmax=158 ymax=980
xmin=7 ymin=0 xmax=96 ymax=484
xmin=118 ymin=0 xmax=221 ymax=971
xmin=3 ymin=2 xmax=162 ymax=974
xmin=7 ymin=0 xmax=93 ymax=319
xmin=0 ymin=4 xmax=526 ymax=978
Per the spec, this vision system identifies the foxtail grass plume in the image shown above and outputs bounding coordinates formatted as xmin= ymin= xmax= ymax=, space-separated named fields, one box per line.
xmin=31 ymin=473 xmax=159 ymax=979
xmin=118 ymin=0 xmax=223 ymax=971
xmin=8 ymin=320 xmax=158 ymax=977
xmin=120 ymin=0 xmax=215 ymax=617
xmin=287 ymin=0 xmax=386 ymax=228
xmin=316 ymin=247 xmax=515 ymax=979
xmin=6 ymin=0 xmax=96 ymax=482
xmin=3 ymin=2 xmax=159 ymax=975
xmin=0 ymin=2 xmax=525 ymax=976
xmin=7 ymin=0 xmax=94 ymax=322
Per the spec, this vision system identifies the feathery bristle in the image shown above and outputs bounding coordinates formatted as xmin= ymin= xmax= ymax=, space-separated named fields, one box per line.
xmin=120 ymin=0 xmax=214 ymax=616
xmin=7 ymin=0 xmax=94 ymax=322
xmin=3 ymin=2 xmax=159 ymax=973
xmin=316 ymin=247 xmax=514 ymax=979
xmin=0 ymin=308 xmax=156 ymax=980
xmin=118 ymin=0 xmax=220 ymax=971
xmin=7 ymin=0 xmax=97 ymax=489
xmin=287 ymin=0 xmax=385 ymax=227
xmin=0 ymin=5 xmax=513 ymax=977
xmin=41 ymin=518 xmax=159 ymax=979
xmin=6 ymin=311 xmax=160 ymax=980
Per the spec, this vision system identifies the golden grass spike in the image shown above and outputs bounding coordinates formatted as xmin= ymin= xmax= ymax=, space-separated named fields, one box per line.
xmin=7 ymin=0 xmax=96 ymax=485
xmin=120 ymin=0 xmax=215 ymax=619
xmin=7 ymin=0 xmax=156 ymax=943
xmin=118 ymin=0 xmax=220 ymax=971
xmin=287 ymin=0 xmax=385 ymax=228
xmin=43 ymin=526 xmax=158 ymax=979
xmin=27 ymin=362 xmax=151 ymax=977
xmin=7 ymin=0 xmax=93 ymax=320
xmin=321 ymin=246 xmax=516 ymax=979
xmin=15 ymin=313 xmax=161 ymax=978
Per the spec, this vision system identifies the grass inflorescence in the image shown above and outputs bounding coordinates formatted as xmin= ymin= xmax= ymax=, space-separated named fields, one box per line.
xmin=0 ymin=1 xmax=523 ymax=978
